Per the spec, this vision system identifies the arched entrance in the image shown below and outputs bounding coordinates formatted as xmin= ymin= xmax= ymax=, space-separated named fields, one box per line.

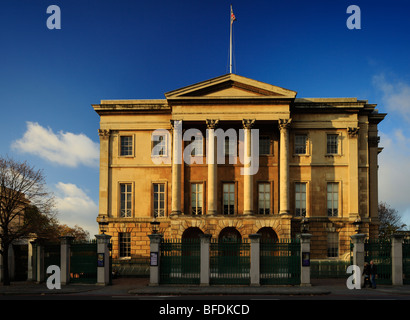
xmin=182 ymin=227 xmax=204 ymax=241
xmin=218 ymin=227 xmax=242 ymax=242
xmin=257 ymin=227 xmax=278 ymax=242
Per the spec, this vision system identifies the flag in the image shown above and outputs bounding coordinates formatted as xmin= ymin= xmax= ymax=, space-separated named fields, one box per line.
xmin=231 ymin=6 xmax=236 ymax=24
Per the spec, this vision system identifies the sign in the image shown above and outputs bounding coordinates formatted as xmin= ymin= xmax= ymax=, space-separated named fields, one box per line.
xmin=150 ymin=252 xmax=158 ymax=266
xmin=97 ymin=253 xmax=104 ymax=267
xmin=302 ymin=252 xmax=310 ymax=267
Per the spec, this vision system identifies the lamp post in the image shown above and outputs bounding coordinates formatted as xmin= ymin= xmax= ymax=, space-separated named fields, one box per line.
xmin=150 ymin=215 xmax=160 ymax=234
xmin=301 ymin=217 xmax=310 ymax=233
xmin=353 ymin=217 xmax=362 ymax=234
xmin=99 ymin=215 xmax=109 ymax=235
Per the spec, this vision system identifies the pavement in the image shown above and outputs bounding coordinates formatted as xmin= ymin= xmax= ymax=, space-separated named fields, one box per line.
xmin=0 ymin=277 xmax=410 ymax=298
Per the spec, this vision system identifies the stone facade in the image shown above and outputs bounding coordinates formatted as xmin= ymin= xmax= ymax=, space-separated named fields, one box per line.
xmin=92 ymin=73 xmax=386 ymax=260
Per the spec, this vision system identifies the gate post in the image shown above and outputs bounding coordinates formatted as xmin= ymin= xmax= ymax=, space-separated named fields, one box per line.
xmin=27 ymin=236 xmax=36 ymax=281
xmin=391 ymin=233 xmax=404 ymax=286
xmin=148 ymin=233 xmax=162 ymax=286
xmin=35 ymin=239 xmax=45 ymax=284
xmin=249 ymin=234 xmax=261 ymax=286
xmin=95 ymin=234 xmax=112 ymax=286
xmin=60 ymin=236 xmax=74 ymax=285
xmin=200 ymin=234 xmax=212 ymax=286
xmin=351 ymin=233 xmax=366 ymax=286
xmin=300 ymin=233 xmax=312 ymax=286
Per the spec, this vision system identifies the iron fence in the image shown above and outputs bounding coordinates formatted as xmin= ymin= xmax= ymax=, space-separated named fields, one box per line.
xmin=365 ymin=239 xmax=392 ymax=285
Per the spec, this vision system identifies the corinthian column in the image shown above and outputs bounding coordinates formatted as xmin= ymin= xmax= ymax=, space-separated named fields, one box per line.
xmin=98 ymin=129 xmax=111 ymax=218
xmin=279 ymin=119 xmax=291 ymax=215
xmin=171 ymin=120 xmax=182 ymax=216
xmin=243 ymin=119 xmax=255 ymax=215
xmin=206 ymin=119 xmax=219 ymax=216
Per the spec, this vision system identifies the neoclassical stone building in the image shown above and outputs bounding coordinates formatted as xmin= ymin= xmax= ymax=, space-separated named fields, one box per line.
xmin=93 ymin=73 xmax=385 ymax=260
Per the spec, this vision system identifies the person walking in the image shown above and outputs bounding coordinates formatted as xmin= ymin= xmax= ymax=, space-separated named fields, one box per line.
xmin=370 ymin=260 xmax=377 ymax=289
xmin=362 ymin=262 xmax=371 ymax=288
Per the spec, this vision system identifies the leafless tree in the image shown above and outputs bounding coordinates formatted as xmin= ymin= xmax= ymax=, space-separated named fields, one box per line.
xmin=0 ymin=156 xmax=55 ymax=285
xmin=378 ymin=202 xmax=407 ymax=239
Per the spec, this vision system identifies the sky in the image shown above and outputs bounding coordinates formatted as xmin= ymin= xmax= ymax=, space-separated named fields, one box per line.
xmin=1 ymin=0 xmax=410 ymax=236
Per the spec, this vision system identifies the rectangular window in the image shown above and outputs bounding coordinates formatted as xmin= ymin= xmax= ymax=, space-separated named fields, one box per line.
xmin=120 ymin=136 xmax=133 ymax=156
xmin=224 ymin=137 xmax=236 ymax=156
xmin=327 ymin=182 xmax=339 ymax=217
xmin=191 ymin=183 xmax=203 ymax=215
xmin=295 ymin=182 xmax=307 ymax=217
xmin=190 ymin=135 xmax=203 ymax=156
xmin=153 ymin=183 xmax=165 ymax=217
xmin=223 ymin=183 xmax=235 ymax=215
xmin=295 ymin=134 xmax=307 ymax=155
xmin=327 ymin=134 xmax=339 ymax=154
xmin=119 ymin=232 xmax=131 ymax=258
xmin=259 ymin=136 xmax=271 ymax=155
xmin=258 ymin=183 xmax=271 ymax=214
xmin=327 ymin=233 xmax=339 ymax=258
xmin=120 ymin=183 xmax=132 ymax=217
xmin=152 ymin=134 xmax=167 ymax=156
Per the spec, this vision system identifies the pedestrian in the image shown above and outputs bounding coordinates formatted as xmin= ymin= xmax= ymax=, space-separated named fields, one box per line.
xmin=362 ymin=262 xmax=371 ymax=288
xmin=370 ymin=260 xmax=377 ymax=289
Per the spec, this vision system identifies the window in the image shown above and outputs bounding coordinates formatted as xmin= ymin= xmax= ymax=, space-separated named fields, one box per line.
xmin=191 ymin=183 xmax=203 ymax=215
xmin=327 ymin=232 xmax=339 ymax=258
xmin=295 ymin=182 xmax=306 ymax=217
xmin=119 ymin=232 xmax=131 ymax=258
xmin=120 ymin=136 xmax=133 ymax=156
xmin=327 ymin=134 xmax=339 ymax=154
xmin=295 ymin=134 xmax=307 ymax=155
xmin=120 ymin=183 xmax=132 ymax=217
xmin=153 ymin=183 xmax=165 ymax=217
xmin=223 ymin=183 xmax=235 ymax=215
xmin=259 ymin=136 xmax=271 ymax=155
xmin=190 ymin=135 xmax=203 ymax=156
xmin=152 ymin=134 xmax=167 ymax=156
xmin=327 ymin=182 xmax=339 ymax=217
xmin=224 ymin=137 xmax=236 ymax=156
xmin=258 ymin=183 xmax=271 ymax=214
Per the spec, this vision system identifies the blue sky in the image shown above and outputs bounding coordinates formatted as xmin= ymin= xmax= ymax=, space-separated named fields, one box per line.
xmin=1 ymin=0 xmax=410 ymax=236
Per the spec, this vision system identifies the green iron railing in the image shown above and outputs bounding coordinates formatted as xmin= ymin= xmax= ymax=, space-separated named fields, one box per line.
xmin=160 ymin=239 xmax=200 ymax=284
xmin=365 ymin=239 xmax=392 ymax=285
xmin=260 ymin=238 xmax=300 ymax=285
xmin=70 ymin=241 xmax=98 ymax=284
xmin=310 ymin=260 xmax=350 ymax=279
xmin=210 ymin=239 xmax=250 ymax=285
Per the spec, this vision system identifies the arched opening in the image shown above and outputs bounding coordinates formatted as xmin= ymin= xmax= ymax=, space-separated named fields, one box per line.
xmin=218 ymin=227 xmax=242 ymax=242
xmin=182 ymin=227 xmax=204 ymax=241
xmin=257 ymin=227 xmax=278 ymax=242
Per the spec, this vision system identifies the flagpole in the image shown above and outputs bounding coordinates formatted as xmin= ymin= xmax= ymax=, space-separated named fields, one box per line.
xmin=229 ymin=6 xmax=232 ymax=73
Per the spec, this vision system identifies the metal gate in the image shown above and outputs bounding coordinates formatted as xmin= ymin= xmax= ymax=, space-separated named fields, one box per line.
xmin=210 ymin=239 xmax=250 ymax=285
xmin=44 ymin=243 xmax=60 ymax=280
xmin=403 ymin=239 xmax=410 ymax=285
xmin=70 ymin=241 xmax=98 ymax=284
xmin=260 ymin=238 xmax=300 ymax=285
xmin=365 ymin=239 xmax=392 ymax=285
xmin=160 ymin=239 xmax=200 ymax=284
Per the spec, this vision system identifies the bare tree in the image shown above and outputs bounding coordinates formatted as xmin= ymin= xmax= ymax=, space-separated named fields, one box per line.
xmin=378 ymin=202 xmax=407 ymax=239
xmin=0 ymin=156 xmax=55 ymax=285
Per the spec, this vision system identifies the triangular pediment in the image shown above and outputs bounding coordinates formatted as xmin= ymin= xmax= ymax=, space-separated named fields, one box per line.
xmin=164 ymin=74 xmax=297 ymax=99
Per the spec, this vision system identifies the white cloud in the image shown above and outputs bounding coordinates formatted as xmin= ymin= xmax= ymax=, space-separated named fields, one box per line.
xmin=12 ymin=122 xmax=99 ymax=168
xmin=54 ymin=182 xmax=99 ymax=236
xmin=373 ymin=74 xmax=410 ymax=121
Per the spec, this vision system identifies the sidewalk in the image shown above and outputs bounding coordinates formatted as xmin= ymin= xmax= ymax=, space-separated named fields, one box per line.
xmin=1 ymin=278 xmax=410 ymax=297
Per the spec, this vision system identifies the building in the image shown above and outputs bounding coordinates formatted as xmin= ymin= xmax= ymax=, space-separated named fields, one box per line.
xmin=92 ymin=73 xmax=386 ymax=260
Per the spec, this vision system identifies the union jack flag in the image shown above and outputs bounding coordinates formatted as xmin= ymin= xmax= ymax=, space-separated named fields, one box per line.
xmin=231 ymin=7 xmax=236 ymax=24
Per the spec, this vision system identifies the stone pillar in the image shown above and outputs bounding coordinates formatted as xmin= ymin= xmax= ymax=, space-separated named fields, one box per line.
xmin=279 ymin=119 xmax=291 ymax=215
xmin=98 ymin=129 xmax=111 ymax=218
xmin=60 ymin=236 xmax=74 ymax=285
xmin=35 ymin=240 xmax=45 ymax=284
xmin=351 ymin=233 xmax=366 ymax=285
xmin=249 ymin=234 xmax=261 ymax=286
xmin=391 ymin=234 xmax=404 ymax=286
xmin=171 ymin=120 xmax=182 ymax=216
xmin=243 ymin=119 xmax=255 ymax=215
xmin=27 ymin=238 xmax=36 ymax=281
xmin=95 ymin=234 xmax=112 ymax=286
xmin=148 ymin=233 xmax=162 ymax=286
xmin=206 ymin=119 xmax=219 ymax=216
xmin=368 ymin=134 xmax=380 ymax=229
xmin=300 ymin=233 xmax=312 ymax=286
xmin=200 ymin=234 xmax=212 ymax=286
xmin=348 ymin=127 xmax=360 ymax=220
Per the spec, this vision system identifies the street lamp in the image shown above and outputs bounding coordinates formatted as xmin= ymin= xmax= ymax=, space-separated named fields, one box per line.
xmin=150 ymin=215 xmax=160 ymax=234
xmin=353 ymin=217 xmax=362 ymax=234
xmin=301 ymin=217 xmax=310 ymax=233
xmin=99 ymin=215 xmax=109 ymax=235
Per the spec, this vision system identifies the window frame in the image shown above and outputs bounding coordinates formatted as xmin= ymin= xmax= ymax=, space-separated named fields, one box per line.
xmin=222 ymin=182 xmax=235 ymax=215
xmin=153 ymin=182 xmax=166 ymax=218
xmin=119 ymin=232 xmax=131 ymax=258
xmin=294 ymin=134 xmax=308 ymax=155
xmin=327 ymin=182 xmax=339 ymax=217
xmin=258 ymin=182 xmax=271 ymax=215
xmin=327 ymin=232 xmax=339 ymax=258
xmin=259 ymin=135 xmax=272 ymax=156
xmin=326 ymin=133 xmax=340 ymax=155
xmin=119 ymin=135 xmax=134 ymax=157
xmin=191 ymin=182 xmax=204 ymax=215
xmin=295 ymin=182 xmax=307 ymax=217
xmin=119 ymin=182 xmax=133 ymax=218
xmin=152 ymin=133 xmax=168 ymax=157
